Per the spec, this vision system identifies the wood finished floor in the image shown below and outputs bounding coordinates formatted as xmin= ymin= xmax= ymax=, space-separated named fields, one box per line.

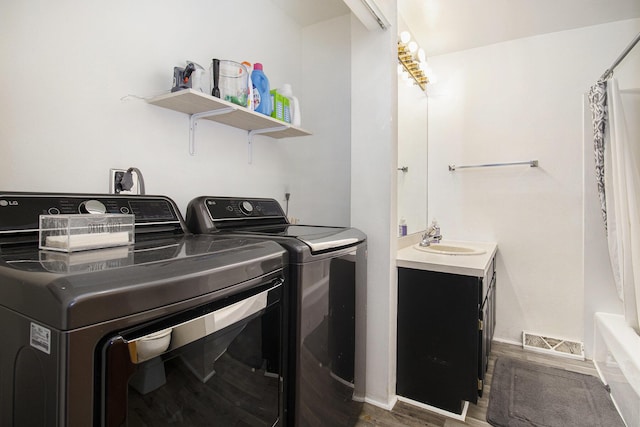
xmin=355 ymin=341 xmax=599 ymax=427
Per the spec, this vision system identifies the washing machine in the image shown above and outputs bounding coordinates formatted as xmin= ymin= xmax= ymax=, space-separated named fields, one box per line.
xmin=186 ymin=196 xmax=367 ymax=427
xmin=0 ymin=192 xmax=287 ymax=426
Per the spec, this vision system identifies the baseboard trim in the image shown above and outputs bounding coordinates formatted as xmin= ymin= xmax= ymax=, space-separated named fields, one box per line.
xmin=492 ymin=336 xmax=521 ymax=346
xmin=364 ymin=394 xmax=397 ymax=411
xmin=396 ymin=396 xmax=468 ymax=421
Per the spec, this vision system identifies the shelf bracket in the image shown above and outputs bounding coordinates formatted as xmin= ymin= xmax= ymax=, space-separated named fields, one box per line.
xmin=247 ymin=125 xmax=289 ymax=164
xmin=189 ymin=107 xmax=236 ymax=155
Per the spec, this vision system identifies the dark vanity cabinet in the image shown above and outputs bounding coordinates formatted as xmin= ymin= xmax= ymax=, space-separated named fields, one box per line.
xmin=396 ymin=255 xmax=496 ymax=415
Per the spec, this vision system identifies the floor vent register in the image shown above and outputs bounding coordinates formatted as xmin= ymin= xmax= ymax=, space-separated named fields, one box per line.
xmin=522 ymin=331 xmax=585 ymax=360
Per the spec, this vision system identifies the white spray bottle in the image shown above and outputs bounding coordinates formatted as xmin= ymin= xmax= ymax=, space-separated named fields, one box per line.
xmin=280 ymin=83 xmax=301 ymax=126
xmin=242 ymin=61 xmax=254 ymax=110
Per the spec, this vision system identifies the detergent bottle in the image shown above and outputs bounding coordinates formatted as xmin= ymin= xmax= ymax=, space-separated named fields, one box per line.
xmin=280 ymin=83 xmax=301 ymax=126
xmin=242 ymin=61 xmax=254 ymax=110
xmin=251 ymin=63 xmax=272 ymax=116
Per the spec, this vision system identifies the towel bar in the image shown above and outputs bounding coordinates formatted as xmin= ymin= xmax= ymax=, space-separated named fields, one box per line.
xmin=448 ymin=160 xmax=538 ymax=171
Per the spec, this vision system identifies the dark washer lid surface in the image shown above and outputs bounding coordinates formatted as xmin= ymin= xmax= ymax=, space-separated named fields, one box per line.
xmin=233 ymin=224 xmax=365 ymax=253
xmin=0 ymin=191 xmax=287 ymax=330
xmin=0 ymin=234 xmax=285 ymax=330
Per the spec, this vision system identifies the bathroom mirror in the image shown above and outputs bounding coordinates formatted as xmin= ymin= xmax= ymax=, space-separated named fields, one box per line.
xmin=397 ymin=73 xmax=428 ymax=236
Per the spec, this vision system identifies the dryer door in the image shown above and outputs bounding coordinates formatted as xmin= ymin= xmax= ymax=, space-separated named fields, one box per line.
xmin=99 ymin=279 xmax=283 ymax=427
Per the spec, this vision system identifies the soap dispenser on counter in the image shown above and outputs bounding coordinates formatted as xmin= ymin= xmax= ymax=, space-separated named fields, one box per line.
xmin=399 ymin=218 xmax=407 ymax=237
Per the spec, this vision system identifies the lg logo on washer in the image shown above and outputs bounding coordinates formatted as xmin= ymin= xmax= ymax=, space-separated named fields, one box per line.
xmin=0 ymin=200 xmax=19 ymax=207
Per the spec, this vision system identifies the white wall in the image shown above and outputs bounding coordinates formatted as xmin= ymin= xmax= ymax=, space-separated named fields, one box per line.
xmin=350 ymin=1 xmax=399 ymax=408
xmin=283 ymin=14 xmax=352 ymax=225
xmin=0 ymin=0 xmax=351 ymax=226
xmin=427 ymin=19 xmax=640 ymax=346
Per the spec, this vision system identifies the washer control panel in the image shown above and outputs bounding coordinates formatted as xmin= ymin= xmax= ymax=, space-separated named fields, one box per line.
xmin=204 ymin=197 xmax=285 ymax=221
xmin=0 ymin=193 xmax=180 ymax=233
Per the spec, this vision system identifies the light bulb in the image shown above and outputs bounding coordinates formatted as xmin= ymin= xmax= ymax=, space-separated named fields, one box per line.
xmin=418 ymin=48 xmax=426 ymax=63
xmin=400 ymin=31 xmax=411 ymax=44
xmin=408 ymin=41 xmax=418 ymax=53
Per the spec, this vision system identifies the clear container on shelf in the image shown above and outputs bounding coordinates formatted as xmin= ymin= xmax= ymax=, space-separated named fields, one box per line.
xmin=211 ymin=59 xmax=250 ymax=108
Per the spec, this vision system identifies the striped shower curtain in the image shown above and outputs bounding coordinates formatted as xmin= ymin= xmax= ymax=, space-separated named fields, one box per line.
xmin=589 ymin=78 xmax=640 ymax=333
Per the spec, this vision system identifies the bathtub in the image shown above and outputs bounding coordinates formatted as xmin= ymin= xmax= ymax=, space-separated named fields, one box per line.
xmin=594 ymin=312 xmax=640 ymax=427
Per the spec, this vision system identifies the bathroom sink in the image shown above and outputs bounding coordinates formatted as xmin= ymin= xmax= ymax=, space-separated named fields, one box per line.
xmin=413 ymin=243 xmax=486 ymax=255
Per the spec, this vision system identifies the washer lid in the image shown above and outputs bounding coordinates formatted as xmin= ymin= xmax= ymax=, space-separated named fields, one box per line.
xmin=236 ymin=224 xmax=365 ymax=253
xmin=0 ymin=234 xmax=286 ymax=330
xmin=185 ymin=196 xmax=367 ymax=254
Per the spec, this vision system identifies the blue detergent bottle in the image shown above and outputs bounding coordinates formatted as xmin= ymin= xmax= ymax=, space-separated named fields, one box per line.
xmin=251 ymin=63 xmax=273 ymax=116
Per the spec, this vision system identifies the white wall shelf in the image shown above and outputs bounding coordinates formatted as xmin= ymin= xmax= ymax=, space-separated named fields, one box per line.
xmin=147 ymin=89 xmax=311 ymax=157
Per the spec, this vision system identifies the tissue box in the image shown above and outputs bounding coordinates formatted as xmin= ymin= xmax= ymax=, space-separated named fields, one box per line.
xmin=270 ymin=89 xmax=291 ymax=123
xmin=39 ymin=214 xmax=134 ymax=252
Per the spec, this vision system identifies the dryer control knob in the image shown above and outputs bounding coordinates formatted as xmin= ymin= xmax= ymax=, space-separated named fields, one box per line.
xmin=240 ymin=201 xmax=254 ymax=216
xmin=80 ymin=200 xmax=106 ymax=214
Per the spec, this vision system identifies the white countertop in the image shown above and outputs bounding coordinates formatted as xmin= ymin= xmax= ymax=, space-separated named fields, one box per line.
xmin=397 ymin=234 xmax=497 ymax=277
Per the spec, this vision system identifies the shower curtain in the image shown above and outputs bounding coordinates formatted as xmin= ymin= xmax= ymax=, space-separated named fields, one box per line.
xmin=590 ymin=78 xmax=640 ymax=333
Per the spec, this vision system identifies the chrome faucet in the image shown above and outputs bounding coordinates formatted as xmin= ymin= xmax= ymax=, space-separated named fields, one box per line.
xmin=420 ymin=220 xmax=442 ymax=247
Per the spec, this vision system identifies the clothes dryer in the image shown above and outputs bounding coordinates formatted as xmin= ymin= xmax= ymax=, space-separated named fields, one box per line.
xmin=186 ymin=196 xmax=367 ymax=427
xmin=0 ymin=192 xmax=287 ymax=426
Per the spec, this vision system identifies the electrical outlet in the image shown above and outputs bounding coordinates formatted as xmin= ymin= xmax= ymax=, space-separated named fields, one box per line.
xmin=110 ymin=169 xmax=139 ymax=194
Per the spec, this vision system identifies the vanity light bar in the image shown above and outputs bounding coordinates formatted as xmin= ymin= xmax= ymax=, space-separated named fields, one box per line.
xmin=398 ymin=42 xmax=428 ymax=90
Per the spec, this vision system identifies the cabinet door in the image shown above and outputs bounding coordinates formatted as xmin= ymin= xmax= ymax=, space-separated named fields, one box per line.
xmin=397 ymin=268 xmax=480 ymax=413
xmin=477 ymin=258 xmax=496 ymax=397
xmin=487 ymin=270 xmax=496 ymax=355
xmin=478 ymin=293 xmax=486 ymax=396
